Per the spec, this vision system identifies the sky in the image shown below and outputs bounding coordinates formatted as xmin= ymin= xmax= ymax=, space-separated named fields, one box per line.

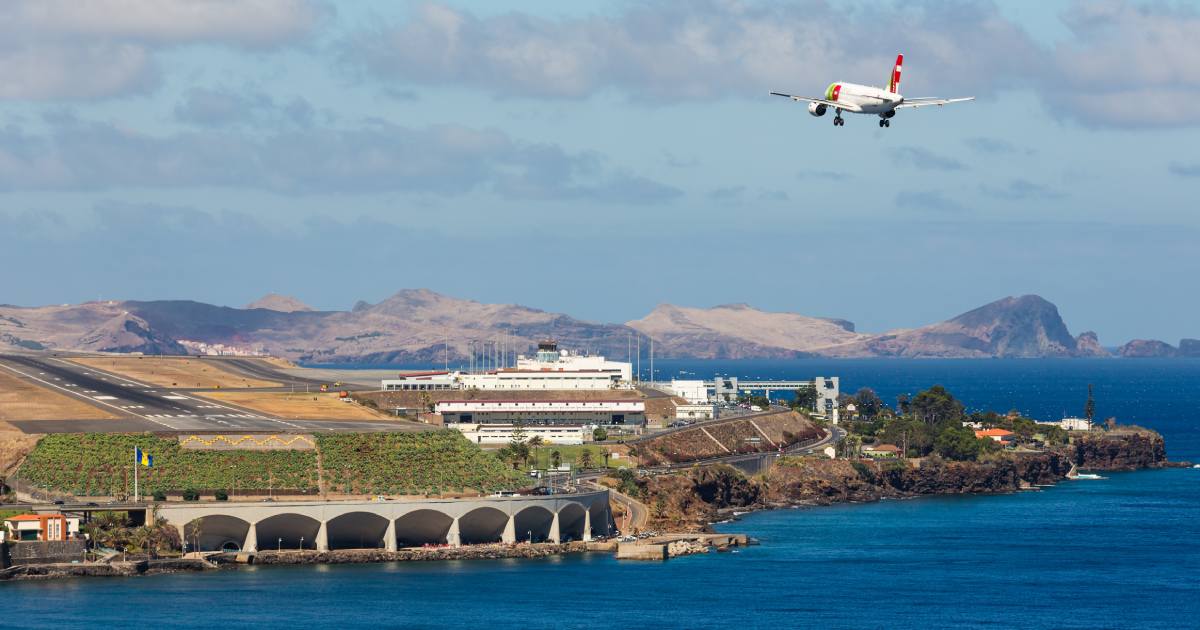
xmin=2 ymin=0 xmax=1199 ymax=346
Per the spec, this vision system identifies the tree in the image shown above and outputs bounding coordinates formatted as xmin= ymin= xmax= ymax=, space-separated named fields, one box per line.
xmin=579 ymin=449 xmax=594 ymax=470
xmin=527 ymin=436 xmax=544 ymax=468
xmin=933 ymin=426 xmax=984 ymax=461
xmin=550 ymin=450 xmax=562 ymax=469
xmin=1084 ymin=384 xmax=1096 ymax=423
xmin=852 ymin=388 xmax=884 ymax=418
xmin=593 ymin=427 xmax=608 ymax=442
xmin=152 ymin=489 xmax=167 ymax=502
xmin=601 ymin=448 xmax=612 ymax=467
xmin=214 ymin=489 xmax=229 ymax=501
xmin=907 ymin=385 xmax=965 ymax=428
xmin=182 ymin=488 xmax=200 ymax=501
xmin=793 ymin=386 xmax=818 ymax=411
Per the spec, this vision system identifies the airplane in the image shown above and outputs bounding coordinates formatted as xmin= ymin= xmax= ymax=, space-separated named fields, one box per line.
xmin=770 ymin=54 xmax=973 ymax=128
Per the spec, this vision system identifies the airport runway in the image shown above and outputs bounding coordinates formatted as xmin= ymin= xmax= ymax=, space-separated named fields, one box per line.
xmin=0 ymin=354 xmax=429 ymax=434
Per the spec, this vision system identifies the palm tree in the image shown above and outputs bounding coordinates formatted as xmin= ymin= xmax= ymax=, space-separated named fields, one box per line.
xmin=601 ymin=448 xmax=612 ymax=468
xmin=579 ymin=450 xmax=594 ymax=470
xmin=550 ymin=450 xmax=562 ymax=469
xmin=527 ymin=436 xmax=545 ymax=468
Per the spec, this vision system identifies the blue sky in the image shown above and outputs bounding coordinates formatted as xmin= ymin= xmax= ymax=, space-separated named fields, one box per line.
xmin=2 ymin=0 xmax=1199 ymax=346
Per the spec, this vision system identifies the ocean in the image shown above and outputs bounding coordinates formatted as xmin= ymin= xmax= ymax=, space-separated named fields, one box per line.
xmin=5 ymin=359 xmax=1198 ymax=629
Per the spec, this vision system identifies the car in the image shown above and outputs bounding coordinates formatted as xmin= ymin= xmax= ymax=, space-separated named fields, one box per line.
xmin=52 ymin=499 xmax=64 ymax=505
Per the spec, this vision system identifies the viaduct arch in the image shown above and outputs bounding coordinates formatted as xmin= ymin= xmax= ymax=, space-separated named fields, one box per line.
xmin=157 ymin=490 xmax=612 ymax=553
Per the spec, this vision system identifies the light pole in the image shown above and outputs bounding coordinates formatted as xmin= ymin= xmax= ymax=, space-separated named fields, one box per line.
xmin=528 ymin=530 xmax=533 ymax=544
xmin=299 ymin=536 xmax=304 ymax=551
xmin=278 ymin=537 xmax=282 ymax=552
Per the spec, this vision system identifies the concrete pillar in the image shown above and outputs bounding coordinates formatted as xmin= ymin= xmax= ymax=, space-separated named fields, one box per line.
xmin=447 ymin=518 xmax=461 ymax=548
xmin=549 ymin=511 xmax=561 ymax=544
xmin=243 ymin=522 xmax=258 ymax=553
xmin=583 ymin=509 xmax=593 ymax=542
xmin=501 ymin=514 xmax=516 ymax=544
xmin=315 ymin=521 xmax=329 ymax=552
xmin=384 ymin=519 xmax=397 ymax=552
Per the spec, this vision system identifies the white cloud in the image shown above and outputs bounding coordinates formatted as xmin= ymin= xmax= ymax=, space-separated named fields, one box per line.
xmin=1046 ymin=0 xmax=1200 ymax=127
xmin=346 ymin=0 xmax=1040 ymax=101
xmin=0 ymin=0 xmax=327 ymax=100
xmin=0 ymin=116 xmax=680 ymax=203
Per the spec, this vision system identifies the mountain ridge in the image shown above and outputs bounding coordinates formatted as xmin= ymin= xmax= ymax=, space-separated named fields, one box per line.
xmin=0 ymin=290 xmax=1177 ymax=363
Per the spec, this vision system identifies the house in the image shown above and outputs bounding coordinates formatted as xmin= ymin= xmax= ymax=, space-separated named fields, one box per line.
xmin=1 ymin=514 xmax=81 ymax=542
xmin=975 ymin=428 xmax=1016 ymax=443
xmin=862 ymin=443 xmax=901 ymax=458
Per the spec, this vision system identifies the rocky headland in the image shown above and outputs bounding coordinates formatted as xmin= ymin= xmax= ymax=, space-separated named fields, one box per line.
xmin=634 ymin=430 xmax=1180 ymax=532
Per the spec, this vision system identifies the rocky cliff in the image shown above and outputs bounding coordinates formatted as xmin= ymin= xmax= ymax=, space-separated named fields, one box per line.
xmin=636 ymin=431 xmax=1168 ymax=531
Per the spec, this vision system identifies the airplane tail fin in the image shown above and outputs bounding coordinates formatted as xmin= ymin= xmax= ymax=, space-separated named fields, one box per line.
xmin=887 ymin=54 xmax=903 ymax=93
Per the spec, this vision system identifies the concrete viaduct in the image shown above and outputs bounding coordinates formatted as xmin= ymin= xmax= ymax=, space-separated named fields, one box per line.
xmin=154 ymin=490 xmax=612 ymax=553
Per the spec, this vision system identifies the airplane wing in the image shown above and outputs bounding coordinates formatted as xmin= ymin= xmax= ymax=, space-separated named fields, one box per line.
xmin=895 ymin=97 xmax=974 ymax=109
xmin=769 ymin=92 xmax=863 ymax=113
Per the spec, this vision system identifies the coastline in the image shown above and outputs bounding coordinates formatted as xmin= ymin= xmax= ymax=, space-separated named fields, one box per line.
xmin=0 ymin=542 xmax=601 ymax=583
xmin=636 ymin=430 xmax=1187 ymax=533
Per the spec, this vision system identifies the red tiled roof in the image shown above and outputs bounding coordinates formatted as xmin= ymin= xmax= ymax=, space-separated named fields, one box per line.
xmin=975 ymin=429 xmax=1014 ymax=438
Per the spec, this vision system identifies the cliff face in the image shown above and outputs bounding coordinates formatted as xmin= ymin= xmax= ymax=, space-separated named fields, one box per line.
xmin=1071 ymin=432 xmax=1166 ymax=470
xmin=638 ymin=432 xmax=1165 ymax=531
xmin=1179 ymin=339 xmax=1200 ymax=357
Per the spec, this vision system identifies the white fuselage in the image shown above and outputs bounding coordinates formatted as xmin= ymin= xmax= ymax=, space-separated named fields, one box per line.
xmin=829 ymin=82 xmax=902 ymax=114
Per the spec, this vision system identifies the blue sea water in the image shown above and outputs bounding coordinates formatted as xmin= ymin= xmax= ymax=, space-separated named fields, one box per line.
xmin=5 ymin=360 xmax=1198 ymax=629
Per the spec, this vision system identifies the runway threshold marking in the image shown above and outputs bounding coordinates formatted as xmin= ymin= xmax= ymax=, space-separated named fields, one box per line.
xmin=0 ymin=362 xmax=179 ymax=430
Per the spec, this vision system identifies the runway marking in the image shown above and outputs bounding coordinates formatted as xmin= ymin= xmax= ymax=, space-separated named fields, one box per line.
xmin=167 ymin=391 xmax=302 ymax=429
xmin=50 ymin=358 xmax=153 ymax=388
xmin=93 ymin=395 xmax=118 ymax=400
xmin=0 ymin=361 xmax=177 ymax=430
xmin=162 ymin=395 xmax=189 ymax=400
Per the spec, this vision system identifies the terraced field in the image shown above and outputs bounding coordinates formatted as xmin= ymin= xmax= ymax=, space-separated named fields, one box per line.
xmin=637 ymin=410 xmax=821 ymax=466
xmin=17 ymin=430 xmax=521 ymax=498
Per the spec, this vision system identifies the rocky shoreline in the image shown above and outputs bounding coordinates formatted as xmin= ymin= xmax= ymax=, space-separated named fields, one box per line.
xmin=0 ymin=543 xmax=598 ymax=582
xmin=639 ymin=431 xmax=1188 ymax=532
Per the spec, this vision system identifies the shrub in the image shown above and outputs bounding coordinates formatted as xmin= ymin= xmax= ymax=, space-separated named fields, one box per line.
xmin=152 ymin=490 xmax=167 ymax=502
xmin=182 ymin=488 xmax=200 ymax=501
xmin=214 ymin=490 xmax=228 ymax=501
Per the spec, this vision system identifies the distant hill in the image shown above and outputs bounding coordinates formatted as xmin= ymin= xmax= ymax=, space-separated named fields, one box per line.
xmin=245 ymin=293 xmax=314 ymax=313
xmin=0 ymin=291 xmax=1179 ymax=362
xmin=823 ymin=295 xmax=1111 ymax=358
xmin=626 ymin=303 xmax=864 ymax=359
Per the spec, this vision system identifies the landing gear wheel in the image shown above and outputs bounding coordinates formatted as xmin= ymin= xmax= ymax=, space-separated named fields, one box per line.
xmin=885 ymin=120 xmax=891 ymax=128
xmin=879 ymin=119 xmax=885 ymax=128
xmin=834 ymin=117 xmax=844 ymax=127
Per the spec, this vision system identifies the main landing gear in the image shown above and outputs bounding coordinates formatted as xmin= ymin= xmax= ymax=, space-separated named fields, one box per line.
xmin=878 ymin=119 xmax=891 ymax=128
xmin=833 ymin=115 xmax=845 ymax=127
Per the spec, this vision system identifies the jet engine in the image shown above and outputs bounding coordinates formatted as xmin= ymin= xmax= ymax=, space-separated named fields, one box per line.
xmin=808 ymin=102 xmax=827 ymax=117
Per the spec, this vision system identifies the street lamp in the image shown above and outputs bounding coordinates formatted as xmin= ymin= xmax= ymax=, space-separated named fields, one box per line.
xmin=528 ymin=530 xmax=533 ymax=544
xmin=299 ymin=536 xmax=304 ymax=551
xmin=278 ymin=537 xmax=282 ymax=552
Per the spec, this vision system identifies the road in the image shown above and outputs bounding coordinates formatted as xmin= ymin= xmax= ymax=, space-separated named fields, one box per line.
xmin=0 ymin=354 xmax=429 ymax=434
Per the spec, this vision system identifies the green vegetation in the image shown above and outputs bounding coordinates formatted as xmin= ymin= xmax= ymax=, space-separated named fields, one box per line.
xmin=81 ymin=511 xmax=179 ymax=555
xmin=843 ymin=385 xmax=1069 ymax=462
xmin=19 ymin=431 xmax=522 ymax=498
xmin=18 ymin=434 xmax=318 ymax=497
xmin=317 ymin=430 xmax=521 ymax=495
xmin=528 ymin=444 xmax=632 ymax=469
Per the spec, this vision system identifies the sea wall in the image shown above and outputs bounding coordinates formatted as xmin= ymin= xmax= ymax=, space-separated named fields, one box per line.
xmin=240 ymin=542 xmax=589 ymax=566
xmin=0 ymin=558 xmax=215 ymax=581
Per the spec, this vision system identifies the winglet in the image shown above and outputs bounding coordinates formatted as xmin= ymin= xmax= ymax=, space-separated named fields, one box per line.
xmin=888 ymin=54 xmax=903 ymax=93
